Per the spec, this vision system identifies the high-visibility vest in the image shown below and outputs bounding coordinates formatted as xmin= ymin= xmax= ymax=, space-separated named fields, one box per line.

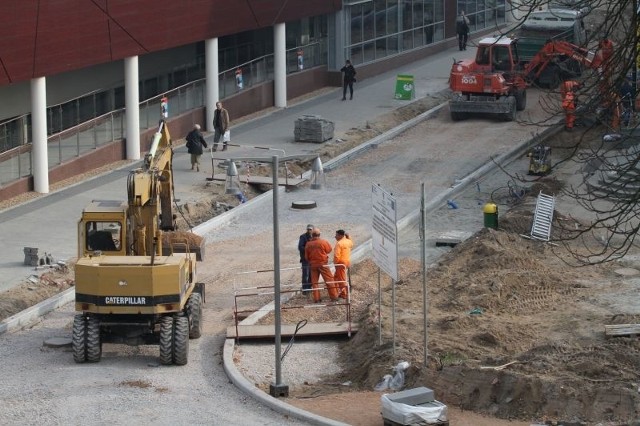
xmin=562 ymin=92 xmax=575 ymax=109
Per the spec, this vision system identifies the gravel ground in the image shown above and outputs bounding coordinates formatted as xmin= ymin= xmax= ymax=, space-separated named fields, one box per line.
xmin=0 ymin=88 xmax=571 ymax=426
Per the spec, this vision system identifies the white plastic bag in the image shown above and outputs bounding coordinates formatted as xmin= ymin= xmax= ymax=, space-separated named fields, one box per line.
xmin=223 ymin=130 xmax=231 ymax=142
xmin=389 ymin=361 xmax=410 ymax=391
xmin=374 ymin=374 xmax=393 ymax=391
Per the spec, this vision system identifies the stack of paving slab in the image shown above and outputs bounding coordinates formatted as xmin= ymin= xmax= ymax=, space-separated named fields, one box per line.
xmin=23 ymin=247 xmax=40 ymax=266
xmin=294 ymin=114 xmax=334 ymax=143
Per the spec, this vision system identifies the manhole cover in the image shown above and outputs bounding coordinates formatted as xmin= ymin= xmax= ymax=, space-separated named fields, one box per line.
xmin=291 ymin=200 xmax=317 ymax=209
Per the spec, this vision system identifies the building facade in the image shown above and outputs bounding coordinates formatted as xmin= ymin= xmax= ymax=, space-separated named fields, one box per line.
xmin=0 ymin=0 xmax=506 ymax=200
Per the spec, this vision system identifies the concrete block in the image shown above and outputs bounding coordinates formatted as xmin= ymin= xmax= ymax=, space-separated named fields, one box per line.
xmin=385 ymin=386 xmax=435 ymax=405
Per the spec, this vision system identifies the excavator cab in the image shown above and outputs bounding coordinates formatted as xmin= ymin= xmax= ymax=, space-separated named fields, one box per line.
xmin=472 ymin=38 xmax=518 ymax=73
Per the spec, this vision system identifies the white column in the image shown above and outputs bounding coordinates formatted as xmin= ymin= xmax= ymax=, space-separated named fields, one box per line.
xmin=274 ymin=23 xmax=287 ymax=108
xmin=124 ymin=56 xmax=140 ymax=160
xmin=31 ymin=77 xmax=49 ymax=194
xmin=205 ymin=37 xmax=219 ymax=132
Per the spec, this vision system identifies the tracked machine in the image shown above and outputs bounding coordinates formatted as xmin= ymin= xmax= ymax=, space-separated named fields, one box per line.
xmin=73 ymin=120 xmax=205 ymax=365
xmin=449 ymin=36 xmax=614 ymax=121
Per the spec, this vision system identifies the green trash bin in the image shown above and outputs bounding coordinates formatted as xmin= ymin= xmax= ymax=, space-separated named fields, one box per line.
xmin=483 ymin=202 xmax=498 ymax=229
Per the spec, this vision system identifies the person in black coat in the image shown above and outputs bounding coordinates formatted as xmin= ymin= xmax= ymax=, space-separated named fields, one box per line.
xmin=456 ymin=10 xmax=470 ymax=51
xmin=298 ymin=224 xmax=314 ymax=294
xmin=185 ymin=124 xmax=207 ymax=171
xmin=341 ymin=59 xmax=357 ymax=101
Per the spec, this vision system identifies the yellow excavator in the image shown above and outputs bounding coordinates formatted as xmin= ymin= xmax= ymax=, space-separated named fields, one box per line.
xmin=73 ymin=120 xmax=204 ymax=365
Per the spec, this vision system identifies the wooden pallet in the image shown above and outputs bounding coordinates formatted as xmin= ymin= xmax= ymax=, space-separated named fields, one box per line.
xmin=604 ymin=323 xmax=640 ymax=338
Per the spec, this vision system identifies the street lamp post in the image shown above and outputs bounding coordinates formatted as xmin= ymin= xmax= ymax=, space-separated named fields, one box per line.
xmin=268 ymin=154 xmax=288 ymax=397
xmin=224 ymin=152 xmax=322 ymax=398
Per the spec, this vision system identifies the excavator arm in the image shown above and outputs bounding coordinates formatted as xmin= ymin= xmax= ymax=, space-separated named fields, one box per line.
xmin=126 ymin=120 xmax=176 ymax=256
xmin=524 ymin=39 xmax=614 ymax=84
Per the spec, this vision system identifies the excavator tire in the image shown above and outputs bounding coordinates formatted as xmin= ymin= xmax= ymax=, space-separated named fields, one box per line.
xmin=159 ymin=316 xmax=174 ymax=365
xmin=72 ymin=314 xmax=102 ymax=363
xmin=450 ymin=111 xmax=468 ymax=121
xmin=186 ymin=293 xmax=203 ymax=339
xmin=72 ymin=314 xmax=88 ymax=363
xmin=515 ymin=89 xmax=527 ymax=111
xmin=173 ymin=315 xmax=190 ymax=366
xmin=503 ymin=96 xmax=517 ymax=122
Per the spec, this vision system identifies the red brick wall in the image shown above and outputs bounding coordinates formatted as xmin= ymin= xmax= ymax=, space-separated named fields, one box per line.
xmin=0 ymin=0 xmax=341 ymax=86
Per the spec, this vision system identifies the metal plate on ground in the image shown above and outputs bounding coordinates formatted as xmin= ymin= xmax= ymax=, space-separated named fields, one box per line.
xmin=434 ymin=230 xmax=472 ymax=247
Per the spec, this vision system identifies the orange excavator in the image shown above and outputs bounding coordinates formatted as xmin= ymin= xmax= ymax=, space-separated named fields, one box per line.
xmin=449 ymin=36 xmax=614 ymax=121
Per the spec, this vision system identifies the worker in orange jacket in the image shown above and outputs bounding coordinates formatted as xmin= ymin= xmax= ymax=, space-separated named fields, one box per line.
xmin=333 ymin=229 xmax=353 ymax=299
xmin=561 ymin=80 xmax=580 ymax=131
xmin=305 ymin=227 xmax=338 ymax=303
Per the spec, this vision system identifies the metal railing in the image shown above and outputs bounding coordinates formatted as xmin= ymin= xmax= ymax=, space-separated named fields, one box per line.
xmin=0 ymin=41 xmax=326 ymax=187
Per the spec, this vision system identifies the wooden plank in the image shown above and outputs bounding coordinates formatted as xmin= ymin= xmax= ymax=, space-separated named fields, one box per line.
xmin=605 ymin=323 xmax=640 ymax=337
xmin=210 ymin=173 xmax=307 ymax=187
xmin=227 ymin=322 xmax=357 ymax=339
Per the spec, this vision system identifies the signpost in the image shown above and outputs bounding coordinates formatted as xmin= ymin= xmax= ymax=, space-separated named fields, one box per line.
xmin=371 ymin=184 xmax=398 ymax=352
xmin=372 ymin=184 xmax=398 ymax=280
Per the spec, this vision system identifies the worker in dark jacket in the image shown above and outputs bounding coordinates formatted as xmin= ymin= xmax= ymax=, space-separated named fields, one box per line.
xmin=185 ymin=124 xmax=207 ymax=171
xmin=298 ymin=224 xmax=314 ymax=295
xmin=341 ymin=60 xmax=357 ymax=101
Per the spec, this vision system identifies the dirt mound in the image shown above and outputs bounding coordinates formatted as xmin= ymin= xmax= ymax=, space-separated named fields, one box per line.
xmin=0 ymin=265 xmax=75 ymax=321
xmin=329 ymin=211 xmax=640 ymax=424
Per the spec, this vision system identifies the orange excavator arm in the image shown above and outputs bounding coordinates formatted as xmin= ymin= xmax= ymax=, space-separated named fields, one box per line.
xmin=524 ymin=39 xmax=614 ymax=83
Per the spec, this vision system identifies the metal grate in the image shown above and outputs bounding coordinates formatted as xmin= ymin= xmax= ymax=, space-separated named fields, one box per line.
xmin=530 ymin=192 xmax=555 ymax=241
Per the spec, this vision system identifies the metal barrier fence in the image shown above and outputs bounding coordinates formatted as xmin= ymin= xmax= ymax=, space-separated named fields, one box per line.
xmin=231 ymin=264 xmax=352 ymax=342
xmin=0 ymin=42 xmax=326 ymax=187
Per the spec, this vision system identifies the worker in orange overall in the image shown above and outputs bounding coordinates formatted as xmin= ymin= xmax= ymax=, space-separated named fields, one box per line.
xmin=333 ymin=230 xmax=354 ymax=299
xmin=562 ymin=91 xmax=576 ymax=130
xmin=561 ymin=80 xmax=581 ymax=99
xmin=305 ymin=227 xmax=338 ymax=303
xmin=561 ymin=80 xmax=580 ymax=131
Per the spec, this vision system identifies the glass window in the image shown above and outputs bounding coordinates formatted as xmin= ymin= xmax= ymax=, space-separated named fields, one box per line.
xmin=363 ymin=41 xmax=375 ymax=62
xmin=402 ymin=30 xmax=413 ymax=51
xmin=387 ymin=2 xmax=398 ymax=34
xmin=86 ymin=221 xmax=122 ymax=252
xmin=387 ymin=34 xmax=399 ymax=55
xmin=363 ymin=2 xmax=375 ymax=41
xmin=375 ymin=0 xmax=387 ymax=38
xmin=351 ymin=4 xmax=363 ymax=44
xmin=413 ymin=28 xmax=425 ymax=48
xmin=350 ymin=45 xmax=364 ymax=65
xmin=78 ymin=96 xmax=95 ymax=123
xmin=402 ymin=0 xmax=413 ymax=29
xmin=376 ymin=38 xmax=387 ymax=59
xmin=413 ymin=2 xmax=423 ymax=27
xmin=425 ymin=25 xmax=435 ymax=44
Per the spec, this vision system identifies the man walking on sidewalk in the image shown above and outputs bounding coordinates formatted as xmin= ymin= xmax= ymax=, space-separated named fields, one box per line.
xmin=212 ymin=101 xmax=230 ymax=151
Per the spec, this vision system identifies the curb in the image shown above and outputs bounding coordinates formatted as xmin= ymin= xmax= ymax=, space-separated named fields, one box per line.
xmin=0 ymin=287 xmax=75 ymax=335
xmin=222 ymin=339 xmax=349 ymax=426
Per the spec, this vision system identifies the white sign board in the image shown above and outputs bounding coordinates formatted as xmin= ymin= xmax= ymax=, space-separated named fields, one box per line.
xmin=371 ymin=184 xmax=398 ymax=280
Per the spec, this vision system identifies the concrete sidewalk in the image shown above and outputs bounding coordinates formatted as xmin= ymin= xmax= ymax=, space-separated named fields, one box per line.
xmin=0 ymin=44 xmax=473 ymax=293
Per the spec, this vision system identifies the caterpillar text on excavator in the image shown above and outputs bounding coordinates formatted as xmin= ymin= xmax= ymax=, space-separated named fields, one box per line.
xmin=72 ymin=120 xmax=205 ymax=365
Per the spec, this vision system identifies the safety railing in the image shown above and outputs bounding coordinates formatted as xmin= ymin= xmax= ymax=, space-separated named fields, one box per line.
xmin=231 ymin=263 xmax=352 ymax=343
xmin=0 ymin=41 xmax=327 ymax=187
